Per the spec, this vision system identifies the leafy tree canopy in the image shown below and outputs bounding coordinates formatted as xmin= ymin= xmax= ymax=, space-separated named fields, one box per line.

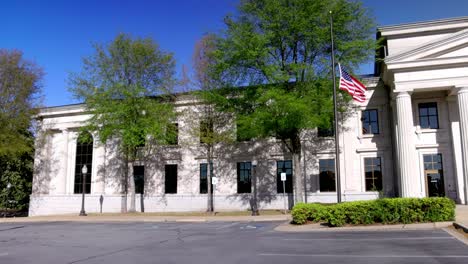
xmin=0 ymin=49 xmax=43 ymax=156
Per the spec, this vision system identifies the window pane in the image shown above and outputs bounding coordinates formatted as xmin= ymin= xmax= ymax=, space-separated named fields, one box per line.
xmin=134 ymin=166 xmax=145 ymax=194
xmin=370 ymin=110 xmax=378 ymax=121
xmin=277 ymin=160 xmax=293 ymax=193
xmin=74 ymin=132 xmax=93 ymax=194
xmin=428 ymin=106 xmax=437 ymax=116
xmin=165 ymin=164 xmax=177 ymax=194
xmin=420 ymin=117 xmax=429 ymax=129
xmin=419 ymin=107 xmax=428 ymax=116
xmin=319 ymin=159 xmax=336 ymax=192
xmin=237 ymin=162 xmax=252 ymax=193
xmin=429 ymin=116 xmax=438 ymax=129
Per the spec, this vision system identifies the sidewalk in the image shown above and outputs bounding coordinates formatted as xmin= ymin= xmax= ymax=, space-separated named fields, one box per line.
xmin=0 ymin=213 xmax=291 ymax=224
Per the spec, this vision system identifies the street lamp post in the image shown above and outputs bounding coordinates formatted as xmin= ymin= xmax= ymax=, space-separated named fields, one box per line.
xmin=79 ymin=165 xmax=88 ymax=216
xmin=251 ymin=160 xmax=259 ymax=216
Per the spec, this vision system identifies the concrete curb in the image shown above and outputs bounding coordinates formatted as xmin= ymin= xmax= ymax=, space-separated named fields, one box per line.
xmin=453 ymin=222 xmax=468 ymax=234
xmin=0 ymin=215 xmax=291 ymax=224
xmin=274 ymin=221 xmax=453 ymax=232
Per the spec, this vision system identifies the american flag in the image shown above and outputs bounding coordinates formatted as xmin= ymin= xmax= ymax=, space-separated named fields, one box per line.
xmin=338 ymin=64 xmax=367 ymax=103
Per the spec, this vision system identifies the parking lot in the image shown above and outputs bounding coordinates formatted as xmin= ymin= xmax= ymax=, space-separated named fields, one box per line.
xmin=0 ymin=221 xmax=467 ymax=264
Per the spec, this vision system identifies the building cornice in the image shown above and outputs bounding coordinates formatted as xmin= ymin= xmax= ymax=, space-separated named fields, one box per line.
xmin=378 ymin=16 xmax=468 ymax=37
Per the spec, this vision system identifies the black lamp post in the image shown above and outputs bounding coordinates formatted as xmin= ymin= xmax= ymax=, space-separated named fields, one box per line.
xmin=251 ymin=160 xmax=259 ymax=216
xmin=79 ymin=165 xmax=88 ymax=216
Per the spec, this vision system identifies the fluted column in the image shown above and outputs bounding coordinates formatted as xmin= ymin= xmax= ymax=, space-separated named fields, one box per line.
xmin=457 ymin=87 xmax=468 ymax=204
xmin=57 ymin=128 xmax=69 ymax=194
xmin=395 ymin=91 xmax=420 ymax=197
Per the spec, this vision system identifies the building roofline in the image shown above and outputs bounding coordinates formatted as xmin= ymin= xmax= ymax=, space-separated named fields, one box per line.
xmin=378 ymin=16 xmax=468 ymax=36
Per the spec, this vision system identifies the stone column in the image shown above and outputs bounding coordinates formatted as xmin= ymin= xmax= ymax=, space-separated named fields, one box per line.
xmin=457 ymin=87 xmax=468 ymax=204
xmin=395 ymin=91 xmax=420 ymax=197
xmin=57 ymin=128 xmax=69 ymax=194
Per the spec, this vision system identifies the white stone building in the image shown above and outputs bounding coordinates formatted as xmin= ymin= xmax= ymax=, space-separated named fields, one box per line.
xmin=29 ymin=17 xmax=468 ymax=216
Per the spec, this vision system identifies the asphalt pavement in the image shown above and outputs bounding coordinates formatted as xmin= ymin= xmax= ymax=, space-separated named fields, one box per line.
xmin=0 ymin=221 xmax=467 ymax=264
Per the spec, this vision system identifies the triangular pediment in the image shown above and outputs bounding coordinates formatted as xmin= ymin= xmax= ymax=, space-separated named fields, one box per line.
xmin=385 ymin=28 xmax=468 ymax=63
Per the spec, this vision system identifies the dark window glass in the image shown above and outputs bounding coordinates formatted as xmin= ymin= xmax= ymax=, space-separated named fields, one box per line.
xmin=277 ymin=160 xmax=293 ymax=193
xmin=164 ymin=164 xmax=177 ymax=194
xmin=167 ymin=123 xmax=178 ymax=145
xmin=362 ymin=109 xmax=379 ymax=134
xmin=319 ymin=159 xmax=336 ymax=192
xmin=419 ymin=102 xmax=439 ymax=129
xmin=134 ymin=166 xmax=144 ymax=194
xmin=364 ymin=157 xmax=383 ymax=191
xmin=423 ymin=154 xmax=445 ymax=197
xmin=74 ymin=132 xmax=93 ymax=194
xmin=200 ymin=163 xmax=213 ymax=194
xmin=200 ymin=120 xmax=214 ymax=144
xmin=237 ymin=162 xmax=252 ymax=193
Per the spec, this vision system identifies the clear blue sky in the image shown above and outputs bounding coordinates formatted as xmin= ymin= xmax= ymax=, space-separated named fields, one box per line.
xmin=2 ymin=0 xmax=468 ymax=107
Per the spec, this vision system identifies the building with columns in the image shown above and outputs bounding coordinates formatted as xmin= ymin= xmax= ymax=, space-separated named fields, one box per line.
xmin=29 ymin=17 xmax=468 ymax=216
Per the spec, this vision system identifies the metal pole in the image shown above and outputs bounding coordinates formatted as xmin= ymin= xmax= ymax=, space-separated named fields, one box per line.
xmin=283 ymin=181 xmax=287 ymax=214
xmin=330 ymin=11 xmax=342 ymax=203
xmin=79 ymin=166 xmax=87 ymax=216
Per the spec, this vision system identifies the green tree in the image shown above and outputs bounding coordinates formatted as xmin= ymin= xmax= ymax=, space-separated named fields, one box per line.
xmin=208 ymin=0 xmax=375 ymax=203
xmin=188 ymin=34 xmax=235 ymax=212
xmin=69 ymin=34 xmax=177 ymax=213
xmin=0 ymin=49 xmax=43 ymax=156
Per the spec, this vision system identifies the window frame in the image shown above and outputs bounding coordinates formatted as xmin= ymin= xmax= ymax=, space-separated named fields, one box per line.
xmin=277 ymin=160 xmax=293 ymax=194
xmin=361 ymin=109 xmax=380 ymax=135
xmin=237 ymin=161 xmax=252 ymax=193
xmin=164 ymin=164 xmax=178 ymax=194
xmin=418 ymin=102 xmax=439 ymax=130
xmin=199 ymin=163 xmax=213 ymax=194
xmin=363 ymin=157 xmax=383 ymax=192
xmin=319 ymin=159 xmax=336 ymax=192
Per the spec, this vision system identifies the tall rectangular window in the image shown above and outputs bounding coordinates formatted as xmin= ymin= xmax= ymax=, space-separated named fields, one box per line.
xmin=319 ymin=159 xmax=336 ymax=192
xmin=200 ymin=163 xmax=213 ymax=194
xmin=364 ymin=157 xmax=382 ymax=191
xmin=423 ymin=154 xmax=445 ymax=197
xmin=277 ymin=160 xmax=293 ymax=193
xmin=419 ymin=102 xmax=439 ymax=129
xmin=134 ymin=166 xmax=144 ymax=194
xmin=362 ymin=109 xmax=379 ymax=134
xmin=164 ymin=164 xmax=177 ymax=194
xmin=237 ymin=162 xmax=252 ymax=193
xmin=167 ymin=123 xmax=178 ymax=145
xmin=74 ymin=132 xmax=93 ymax=194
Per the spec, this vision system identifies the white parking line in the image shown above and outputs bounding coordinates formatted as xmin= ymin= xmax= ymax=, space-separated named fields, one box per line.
xmin=259 ymin=253 xmax=468 ymax=258
xmin=215 ymin=222 xmax=239 ymax=230
xmin=283 ymin=236 xmax=454 ymax=241
xmin=0 ymin=252 xmax=8 ymax=257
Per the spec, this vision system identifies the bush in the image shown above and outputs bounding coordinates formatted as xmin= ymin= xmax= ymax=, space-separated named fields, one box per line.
xmin=291 ymin=197 xmax=455 ymax=227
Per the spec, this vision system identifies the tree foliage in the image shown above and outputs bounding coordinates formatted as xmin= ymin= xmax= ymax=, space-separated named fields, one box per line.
xmin=208 ymin=0 xmax=376 ymax=203
xmin=69 ymin=33 xmax=177 ymax=212
xmin=0 ymin=49 xmax=43 ymax=156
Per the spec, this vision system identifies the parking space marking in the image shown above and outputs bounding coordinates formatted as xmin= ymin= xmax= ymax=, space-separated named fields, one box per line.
xmin=259 ymin=253 xmax=468 ymax=258
xmin=283 ymin=236 xmax=454 ymax=241
xmin=215 ymin=222 xmax=239 ymax=230
xmin=0 ymin=252 xmax=8 ymax=257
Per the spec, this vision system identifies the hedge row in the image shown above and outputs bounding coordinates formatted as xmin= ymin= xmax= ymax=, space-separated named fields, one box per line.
xmin=291 ymin=197 xmax=455 ymax=227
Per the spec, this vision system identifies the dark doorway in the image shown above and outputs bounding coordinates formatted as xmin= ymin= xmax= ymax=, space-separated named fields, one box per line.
xmin=423 ymin=154 xmax=445 ymax=197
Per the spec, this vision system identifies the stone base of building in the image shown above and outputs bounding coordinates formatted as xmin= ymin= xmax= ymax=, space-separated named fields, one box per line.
xmin=28 ymin=192 xmax=381 ymax=216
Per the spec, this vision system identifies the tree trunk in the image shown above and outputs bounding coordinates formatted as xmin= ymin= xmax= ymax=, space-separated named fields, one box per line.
xmin=293 ymin=152 xmax=304 ymax=204
xmin=121 ymin=155 xmax=129 ymax=213
xmin=128 ymin=163 xmax=136 ymax=213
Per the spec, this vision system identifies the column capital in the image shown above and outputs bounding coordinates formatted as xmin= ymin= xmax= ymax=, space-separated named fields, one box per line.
xmin=392 ymin=90 xmax=412 ymax=100
xmin=456 ymin=86 xmax=468 ymax=94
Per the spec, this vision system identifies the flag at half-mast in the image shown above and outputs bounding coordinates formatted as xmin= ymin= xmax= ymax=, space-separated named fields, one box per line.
xmin=338 ymin=64 xmax=367 ymax=102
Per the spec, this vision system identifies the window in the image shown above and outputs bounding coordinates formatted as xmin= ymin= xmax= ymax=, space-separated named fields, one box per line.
xmin=164 ymin=164 xmax=177 ymax=194
xmin=361 ymin=109 xmax=379 ymax=134
xmin=237 ymin=162 xmax=252 ymax=193
xmin=277 ymin=160 xmax=293 ymax=193
xmin=74 ymin=132 xmax=93 ymax=194
xmin=200 ymin=120 xmax=213 ymax=144
xmin=419 ymin=102 xmax=439 ymax=129
xmin=167 ymin=123 xmax=178 ymax=145
xmin=200 ymin=163 xmax=213 ymax=194
xmin=134 ymin=166 xmax=144 ymax=194
xmin=364 ymin=157 xmax=382 ymax=191
xmin=423 ymin=154 xmax=445 ymax=197
xmin=319 ymin=159 xmax=336 ymax=192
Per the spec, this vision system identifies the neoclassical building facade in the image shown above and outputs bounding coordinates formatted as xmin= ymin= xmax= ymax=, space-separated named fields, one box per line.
xmin=30 ymin=17 xmax=468 ymax=216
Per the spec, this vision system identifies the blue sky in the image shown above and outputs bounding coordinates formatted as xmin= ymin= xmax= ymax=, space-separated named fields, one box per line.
xmin=2 ymin=0 xmax=468 ymax=107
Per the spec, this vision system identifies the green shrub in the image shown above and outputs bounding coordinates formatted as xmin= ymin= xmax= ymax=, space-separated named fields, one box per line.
xmin=291 ymin=197 xmax=455 ymax=226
